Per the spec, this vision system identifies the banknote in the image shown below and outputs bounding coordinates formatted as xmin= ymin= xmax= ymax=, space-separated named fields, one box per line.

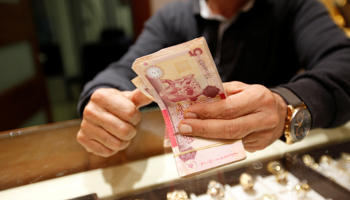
xmin=132 ymin=37 xmax=246 ymax=177
xmin=132 ymin=76 xmax=155 ymax=101
xmin=132 ymin=76 xmax=172 ymax=148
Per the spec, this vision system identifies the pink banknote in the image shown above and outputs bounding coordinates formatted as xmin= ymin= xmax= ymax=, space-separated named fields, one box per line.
xmin=132 ymin=37 xmax=246 ymax=177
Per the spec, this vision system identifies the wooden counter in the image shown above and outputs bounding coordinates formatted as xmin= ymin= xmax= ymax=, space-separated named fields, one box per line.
xmin=0 ymin=108 xmax=166 ymax=191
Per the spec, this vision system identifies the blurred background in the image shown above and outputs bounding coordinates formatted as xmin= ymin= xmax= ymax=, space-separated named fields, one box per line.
xmin=0 ymin=0 xmax=175 ymax=132
xmin=0 ymin=0 xmax=349 ymax=132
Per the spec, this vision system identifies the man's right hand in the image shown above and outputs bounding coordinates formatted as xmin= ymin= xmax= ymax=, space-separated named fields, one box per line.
xmin=77 ymin=88 xmax=152 ymax=157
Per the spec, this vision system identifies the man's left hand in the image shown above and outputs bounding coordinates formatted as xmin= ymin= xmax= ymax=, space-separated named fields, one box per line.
xmin=178 ymin=81 xmax=287 ymax=152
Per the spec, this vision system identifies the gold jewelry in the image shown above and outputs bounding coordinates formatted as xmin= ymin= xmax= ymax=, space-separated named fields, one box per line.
xmin=167 ymin=190 xmax=188 ymax=200
xmin=267 ymin=161 xmax=288 ymax=183
xmin=207 ymin=180 xmax=225 ymax=200
xmin=261 ymin=194 xmax=277 ymax=200
xmin=302 ymin=154 xmax=319 ymax=170
xmin=239 ymin=173 xmax=254 ymax=191
xmin=341 ymin=152 xmax=350 ymax=162
xmin=295 ymin=181 xmax=310 ymax=198
xmin=319 ymin=155 xmax=333 ymax=165
xmin=337 ymin=152 xmax=350 ymax=171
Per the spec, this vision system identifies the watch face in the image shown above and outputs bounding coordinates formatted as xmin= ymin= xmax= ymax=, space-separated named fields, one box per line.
xmin=290 ymin=108 xmax=311 ymax=142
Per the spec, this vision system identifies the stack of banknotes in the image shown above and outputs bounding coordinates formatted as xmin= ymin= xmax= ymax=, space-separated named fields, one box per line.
xmin=132 ymin=37 xmax=246 ymax=177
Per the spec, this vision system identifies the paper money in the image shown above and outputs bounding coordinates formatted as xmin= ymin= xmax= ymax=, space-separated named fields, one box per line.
xmin=132 ymin=76 xmax=172 ymax=148
xmin=132 ymin=37 xmax=246 ymax=177
xmin=131 ymin=76 xmax=155 ymax=101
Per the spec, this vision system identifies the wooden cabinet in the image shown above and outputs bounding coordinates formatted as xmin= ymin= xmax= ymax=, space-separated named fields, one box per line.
xmin=0 ymin=0 xmax=52 ymax=131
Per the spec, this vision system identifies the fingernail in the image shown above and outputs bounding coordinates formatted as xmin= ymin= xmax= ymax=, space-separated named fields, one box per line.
xmin=184 ymin=112 xmax=197 ymax=119
xmin=179 ymin=124 xmax=192 ymax=134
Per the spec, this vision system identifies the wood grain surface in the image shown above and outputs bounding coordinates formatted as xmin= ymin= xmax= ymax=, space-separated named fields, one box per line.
xmin=0 ymin=108 xmax=166 ymax=191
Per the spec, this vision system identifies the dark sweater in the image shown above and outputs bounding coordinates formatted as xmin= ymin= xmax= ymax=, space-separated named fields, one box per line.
xmin=78 ymin=0 xmax=350 ymax=129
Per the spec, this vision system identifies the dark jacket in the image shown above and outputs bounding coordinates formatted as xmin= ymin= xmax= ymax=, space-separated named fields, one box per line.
xmin=78 ymin=0 xmax=350 ymax=129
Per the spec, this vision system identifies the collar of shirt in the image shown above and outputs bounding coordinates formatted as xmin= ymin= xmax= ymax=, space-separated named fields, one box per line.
xmin=199 ymin=0 xmax=255 ymax=22
xmin=197 ymin=0 xmax=255 ymax=65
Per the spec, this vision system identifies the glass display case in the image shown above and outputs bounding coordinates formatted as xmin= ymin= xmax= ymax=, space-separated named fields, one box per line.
xmin=0 ymin=108 xmax=349 ymax=200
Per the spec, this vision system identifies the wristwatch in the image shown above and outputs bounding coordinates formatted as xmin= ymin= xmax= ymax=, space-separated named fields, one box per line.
xmin=270 ymin=87 xmax=312 ymax=144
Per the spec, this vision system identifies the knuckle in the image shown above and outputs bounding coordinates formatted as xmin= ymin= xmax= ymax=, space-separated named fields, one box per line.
xmin=253 ymin=85 xmax=274 ymax=105
xmin=90 ymin=89 xmax=105 ymax=102
xmin=116 ymin=123 xmax=135 ymax=139
xmin=227 ymin=107 xmax=239 ymax=117
xmin=223 ymin=122 xmax=238 ymax=139
xmin=266 ymin=113 xmax=280 ymax=128
xmin=101 ymin=152 xmax=115 ymax=157
xmin=114 ymin=140 xmax=123 ymax=149
xmin=80 ymin=120 xmax=89 ymax=131
xmin=194 ymin=122 xmax=207 ymax=137
xmin=93 ymin=146 xmax=104 ymax=155
xmin=112 ymin=139 xmax=130 ymax=151
xmin=94 ymin=145 xmax=115 ymax=157
xmin=76 ymin=131 xmax=86 ymax=144
xmin=101 ymin=134 xmax=115 ymax=148
xmin=120 ymin=141 xmax=131 ymax=150
xmin=124 ymin=107 xmax=140 ymax=121
xmin=118 ymin=123 xmax=129 ymax=136
xmin=251 ymin=84 xmax=263 ymax=93
xmin=262 ymin=93 xmax=274 ymax=106
xmin=199 ymin=124 xmax=207 ymax=137
xmin=202 ymin=110 xmax=211 ymax=119
xmin=83 ymin=103 xmax=95 ymax=118
xmin=134 ymin=112 xmax=142 ymax=124
xmin=193 ymin=104 xmax=212 ymax=119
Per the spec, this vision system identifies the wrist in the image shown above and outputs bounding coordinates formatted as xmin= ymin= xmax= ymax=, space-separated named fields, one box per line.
xmin=270 ymin=87 xmax=312 ymax=144
xmin=271 ymin=92 xmax=288 ymax=139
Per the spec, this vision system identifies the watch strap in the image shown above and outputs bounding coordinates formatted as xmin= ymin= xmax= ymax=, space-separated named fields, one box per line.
xmin=270 ymin=87 xmax=303 ymax=143
xmin=270 ymin=87 xmax=303 ymax=107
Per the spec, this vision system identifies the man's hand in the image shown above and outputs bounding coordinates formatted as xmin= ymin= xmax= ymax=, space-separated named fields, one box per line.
xmin=178 ymin=81 xmax=287 ymax=152
xmin=77 ymin=88 xmax=152 ymax=157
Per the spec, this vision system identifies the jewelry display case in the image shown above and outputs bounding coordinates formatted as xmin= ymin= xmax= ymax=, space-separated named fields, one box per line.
xmin=0 ymin=108 xmax=349 ymax=200
xmin=117 ymin=143 xmax=350 ymax=200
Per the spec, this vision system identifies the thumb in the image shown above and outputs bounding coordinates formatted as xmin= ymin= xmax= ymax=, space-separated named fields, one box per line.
xmin=124 ymin=89 xmax=153 ymax=109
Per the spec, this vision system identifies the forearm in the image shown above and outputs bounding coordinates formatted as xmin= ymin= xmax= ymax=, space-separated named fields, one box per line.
xmin=283 ymin=59 xmax=350 ymax=129
xmin=283 ymin=0 xmax=350 ymax=129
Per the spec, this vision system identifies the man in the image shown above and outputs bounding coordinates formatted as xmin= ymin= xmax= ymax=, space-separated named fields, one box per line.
xmin=77 ymin=0 xmax=350 ymax=157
